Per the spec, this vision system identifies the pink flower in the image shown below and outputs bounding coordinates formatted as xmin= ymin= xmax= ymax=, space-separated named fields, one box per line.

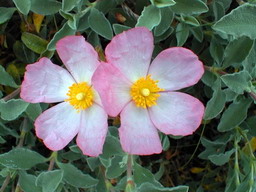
xmin=92 ymin=27 xmax=205 ymax=155
xmin=20 ymin=36 xmax=108 ymax=157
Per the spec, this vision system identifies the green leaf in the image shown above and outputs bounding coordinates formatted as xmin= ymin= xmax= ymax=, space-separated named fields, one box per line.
xmin=30 ymin=0 xmax=61 ymax=15
xmin=62 ymin=0 xmax=81 ymax=12
xmin=113 ymin=24 xmax=131 ymax=35
xmin=222 ymin=36 xmax=254 ymax=68
xmin=181 ymin=15 xmax=200 ymax=26
xmin=155 ymin=27 xmax=174 ymax=43
xmin=0 ymin=136 xmax=6 ymax=144
xmin=36 ymin=170 xmax=63 ymax=192
xmin=217 ymin=98 xmax=252 ymax=132
xmin=0 ymin=99 xmax=29 ymax=121
xmin=0 ymin=148 xmax=46 ymax=170
xmin=13 ymin=41 xmax=37 ymax=63
xmin=21 ymin=32 xmax=48 ymax=54
xmin=209 ymin=37 xmax=224 ymax=65
xmin=57 ymin=163 xmax=98 ymax=188
xmin=204 ymin=79 xmax=226 ymax=120
xmin=212 ymin=1 xmax=225 ymax=21
xmin=0 ymin=65 xmax=18 ymax=88
xmin=154 ymin=7 xmax=174 ymax=36
xmin=87 ymin=157 xmax=101 ymax=171
xmin=59 ymin=11 xmax=77 ymax=30
xmin=150 ymin=0 xmax=176 ymax=8
xmin=19 ymin=171 xmax=41 ymax=192
xmin=0 ymin=122 xmax=18 ymax=137
xmin=212 ymin=4 xmax=256 ymax=39
xmin=221 ymin=71 xmax=253 ymax=94
xmin=0 ymin=7 xmax=16 ymax=24
xmin=106 ymin=155 xmax=127 ymax=179
xmin=13 ymin=0 xmax=31 ymax=15
xmin=25 ymin=103 xmax=42 ymax=121
xmin=138 ymin=183 xmax=189 ymax=192
xmin=100 ymin=135 xmax=124 ymax=159
xmin=134 ymin=163 xmax=162 ymax=187
xmin=176 ymin=23 xmax=189 ymax=46
xmin=136 ymin=5 xmax=161 ymax=30
xmin=89 ymin=8 xmax=113 ymax=40
xmin=47 ymin=22 xmax=76 ymax=51
xmin=208 ymin=149 xmax=235 ymax=166
xmin=190 ymin=27 xmax=203 ymax=42
xmin=170 ymin=0 xmax=208 ymax=15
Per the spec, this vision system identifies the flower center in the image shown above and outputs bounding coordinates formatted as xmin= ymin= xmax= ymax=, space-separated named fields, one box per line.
xmin=130 ymin=75 xmax=164 ymax=108
xmin=65 ymin=82 xmax=94 ymax=111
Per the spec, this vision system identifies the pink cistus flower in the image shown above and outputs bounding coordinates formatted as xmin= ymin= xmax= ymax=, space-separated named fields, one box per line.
xmin=21 ymin=36 xmax=108 ymax=157
xmin=93 ymin=27 xmax=205 ymax=155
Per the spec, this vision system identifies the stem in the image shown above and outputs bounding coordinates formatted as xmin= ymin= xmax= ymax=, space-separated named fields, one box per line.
xmin=99 ymin=166 xmax=115 ymax=192
xmin=234 ymin=129 xmax=240 ymax=186
xmin=249 ymin=92 xmax=256 ymax=101
xmin=125 ymin=154 xmax=135 ymax=192
xmin=2 ymin=88 xmax=21 ymax=102
xmin=47 ymin=151 xmax=57 ymax=171
xmin=17 ymin=118 xmax=28 ymax=148
xmin=181 ymin=122 xmax=206 ymax=168
xmin=237 ymin=128 xmax=255 ymax=159
xmin=127 ymin=154 xmax=133 ymax=182
xmin=0 ymin=174 xmax=11 ymax=192
xmin=204 ymin=66 xmax=227 ymax=75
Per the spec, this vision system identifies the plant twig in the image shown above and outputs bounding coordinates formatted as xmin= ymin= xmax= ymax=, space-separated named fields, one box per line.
xmin=2 ymin=88 xmax=21 ymax=102
xmin=0 ymin=174 xmax=11 ymax=192
xmin=47 ymin=151 xmax=57 ymax=171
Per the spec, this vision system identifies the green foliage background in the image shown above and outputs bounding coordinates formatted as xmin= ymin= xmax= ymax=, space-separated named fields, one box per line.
xmin=0 ymin=0 xmax=256 ymax=191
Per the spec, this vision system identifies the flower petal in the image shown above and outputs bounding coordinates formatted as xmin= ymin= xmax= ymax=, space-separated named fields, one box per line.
xmin=20 ymin=57 xmax=75 ymax=103
xmin=35 ymin=102 xmax=81 ymax=151
xmin=119 ymin=102 xmax=162 ymax=155
xmin=92 ymin=62 xmax=132 ymax=117
xmin=76 ymin=104 xmax=108 ymax=157
xmin=105 ymin=27 xmax=153 ymax=82
xmin=149 ymin=47 xmax=204 ymax=91
xmin=149 ymin=92 xmax=204 ymax=136
xmin=56 ymin=35 xmax=100 ymax=83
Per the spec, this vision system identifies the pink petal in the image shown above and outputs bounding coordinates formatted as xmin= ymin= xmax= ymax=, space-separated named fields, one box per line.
xmin=119 ymin=102 xmax=162 ymax=155
xmin=35 ymin=102 xmax=81 ymax=151
xmin=20 ymin=57 xmax=75 ymax=103
xmin=149 ymin=47 xmax=204 ymax=91
xmin=105 ymin=27 xmax=154 ymax=82
xmin=56 ymin=35 xmax=100 ymax=83
xmin=76 ymin=104 xmax=108 ymax=157
xmin=92 ymin=62 xmax=132 ymax=117
xmin=149 ymin=92 xmax=204 ymax=136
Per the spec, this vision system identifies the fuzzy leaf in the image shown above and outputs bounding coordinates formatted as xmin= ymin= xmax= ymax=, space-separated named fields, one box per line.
xmin=213 ymin=4 xmax=256 ymax=39
xmin=0 ymin=99 xmax=29 ymax=121
xmin=217 ymin=98 xmax=252 ymax=132
xmin=0 ymin=65 xmax=18 ymax=88
xmin=89 ymin=8 xmax=113 ymax=40
xmin=136 ymin=5 xmax=161 ymax=30
xmin=221 ymin=71 xmax=253 ymax=94
xmin=0 ymin=148 xmax=46 ymax=170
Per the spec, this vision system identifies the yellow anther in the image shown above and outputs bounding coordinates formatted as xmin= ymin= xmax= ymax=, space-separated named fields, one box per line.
xmin=130 ymin=75 xmax=164 ymax=108
xmin=76 ymin=92 xmax=86 ymax=100
xmin=141 ymin=88 xmax=150 ymax=96
xmin=65 ymin=82 xmax=94 ymax=111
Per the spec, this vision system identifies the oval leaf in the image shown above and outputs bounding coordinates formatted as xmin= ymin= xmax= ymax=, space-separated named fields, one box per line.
xmin=89 ymin=8 xmax=113 ymax=40
xmin=136 ymin=5 xmax=161 ymax=30
xmin=213 ymin=4 xmax=256 ymax=39
xmin=0 ymin=148 xmax=46 ymax=170
xmin=21 ymin=32 xmax=48 ymax=54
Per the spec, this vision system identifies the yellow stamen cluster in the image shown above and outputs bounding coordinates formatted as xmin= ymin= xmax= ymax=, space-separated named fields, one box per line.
xmin=66 ymin=82 xmax=94 ymax=111
xmin=130 ymin=75 xmax=164 ymax=108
